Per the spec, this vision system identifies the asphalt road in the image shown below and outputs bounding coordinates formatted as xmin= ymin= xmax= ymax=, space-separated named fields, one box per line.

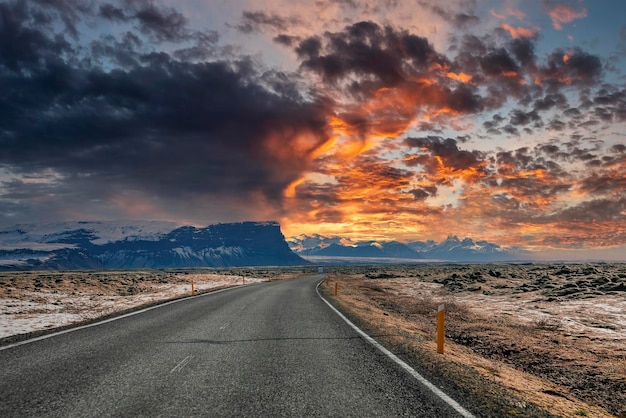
xmin=0 ymin=274 xmax=472 ymax=417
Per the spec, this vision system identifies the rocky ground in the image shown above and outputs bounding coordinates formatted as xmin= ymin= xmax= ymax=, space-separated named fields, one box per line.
xmin=321 ymin=263 xmax=626 ymax=418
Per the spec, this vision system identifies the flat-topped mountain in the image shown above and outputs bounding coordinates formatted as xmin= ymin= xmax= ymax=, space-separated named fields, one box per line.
xmin=0 ymin=221 xmax=306 ymax=270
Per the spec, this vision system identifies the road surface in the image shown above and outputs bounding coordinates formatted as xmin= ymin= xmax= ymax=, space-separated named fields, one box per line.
xmin=0 ymin=274 xmax=473 ymax=417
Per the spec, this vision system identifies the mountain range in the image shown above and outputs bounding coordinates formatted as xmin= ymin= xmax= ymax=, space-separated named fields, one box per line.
xmin=0 ymin=220 xmax=532 ymax=270
xmin=287 ymin=234 xmax=528 ymax=262
xmin=0 ymin=221 xmax=305 ymax=270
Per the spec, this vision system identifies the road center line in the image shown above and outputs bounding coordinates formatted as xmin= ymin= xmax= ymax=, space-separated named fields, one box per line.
xmin=170 ymin=355 xmax=193 ymax=374
xmin=316 ymin=279 xmax=476 ymax=418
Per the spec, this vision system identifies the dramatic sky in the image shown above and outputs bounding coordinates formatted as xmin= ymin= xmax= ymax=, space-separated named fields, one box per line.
xmin=1 ymin=0 xmax=625 ymax=258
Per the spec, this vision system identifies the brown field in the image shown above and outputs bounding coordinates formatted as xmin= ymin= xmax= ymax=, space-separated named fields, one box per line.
xmin=0 ymin=267 xmax=310 ymax=343
xmin=320 ymin=263 xmax=626 ymax=418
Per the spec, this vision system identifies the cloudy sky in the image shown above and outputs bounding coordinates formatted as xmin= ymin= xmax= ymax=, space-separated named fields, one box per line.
xmin=1 ymin=0 xmax=625 ymax=257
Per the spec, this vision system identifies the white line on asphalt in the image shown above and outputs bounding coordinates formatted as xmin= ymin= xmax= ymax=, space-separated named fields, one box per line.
xmin=219 ymin=323 xmax=229 ymax=330
xmin=170 ymin=355 xmax=193 ymax=374
xmin=0 ymin=284 xmax=247 ymax=352
xmin=316 ymin=280 xmax=476 ymax=418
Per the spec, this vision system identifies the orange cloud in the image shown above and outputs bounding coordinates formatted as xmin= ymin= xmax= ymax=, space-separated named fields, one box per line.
xmin=490 ymin=9 xmax=506 ymax=19
xmin=284 ymin=177 xmax=305 ymax=198
xmin=563 ymin=49 xmax=574 ymax=63
xmin=546 ymin=3 xmax=587 ymax=30
xmin=446 ymin=72 xmax=473 ymax=83
xmin=490 ymin=8 xmax=526 ymax=20
xmin=501 ymin=23 xmax=539 ymax=39
xmin=275 ymin=18 xmax=625 ymax=251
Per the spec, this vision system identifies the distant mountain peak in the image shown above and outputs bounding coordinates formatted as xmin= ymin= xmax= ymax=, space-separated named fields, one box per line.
xmin=288 ymin=233 xmax=527 ymax=262
xmin=0 ymin=220 xmax=306 ymax=270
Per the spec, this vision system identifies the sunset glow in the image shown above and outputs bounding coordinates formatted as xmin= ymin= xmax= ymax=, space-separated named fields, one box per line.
xmin=0 ymin=0 xmax=624 ymax=259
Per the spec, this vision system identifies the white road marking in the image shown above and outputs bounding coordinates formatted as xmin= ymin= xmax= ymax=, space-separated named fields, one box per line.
xmin=316 ymin=279 xmax=476 ymax=418
xmin=219 ymin=323 xmax=229 ymax=330
xmin=170 ymin=355 xmax=193 ymax=374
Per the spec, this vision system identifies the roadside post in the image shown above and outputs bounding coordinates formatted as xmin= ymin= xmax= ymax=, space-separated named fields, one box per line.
xmin=437 ymin=304 xmax=445 ymax=354
xmin=191 ymin=279 xmax=195 ymax=295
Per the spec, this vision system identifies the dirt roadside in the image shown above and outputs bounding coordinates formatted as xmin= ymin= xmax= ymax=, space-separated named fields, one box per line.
xmin=318 ymin=265 xmax=626 ymax=418
xmin=0 ymin=267 xmax=311 ymax=345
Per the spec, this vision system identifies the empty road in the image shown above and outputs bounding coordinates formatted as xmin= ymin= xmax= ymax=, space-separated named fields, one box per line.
xmin=0 ymin=274 xmax=473 ymax=417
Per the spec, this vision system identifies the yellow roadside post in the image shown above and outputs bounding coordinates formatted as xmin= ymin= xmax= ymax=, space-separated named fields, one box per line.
xmin=191 ymin=279 xmax=195 ymax=295
xmin=437 ymin=304 xmax=445 ymax=354
xmin=325 ymin=274 xmax=330 ymax=286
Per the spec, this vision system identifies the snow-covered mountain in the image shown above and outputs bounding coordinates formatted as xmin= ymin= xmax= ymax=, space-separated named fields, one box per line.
xmin=0 ymin=221 xmax=306 ymax=270
xmin=288 ymin=234 xmax=527 ymax=262
xmin=0 ymin=220 xmax=178 ymax=250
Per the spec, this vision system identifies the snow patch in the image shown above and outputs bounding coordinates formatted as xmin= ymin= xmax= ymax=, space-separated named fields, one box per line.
xmin=0 ymin=274 xmax=267 ymax=339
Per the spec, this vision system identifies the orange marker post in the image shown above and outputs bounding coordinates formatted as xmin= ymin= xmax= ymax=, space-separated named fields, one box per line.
xmin=191 ymin=279 xmax=195 ymax=295
xmin=437 ymin=304 xmax=445 ymax=354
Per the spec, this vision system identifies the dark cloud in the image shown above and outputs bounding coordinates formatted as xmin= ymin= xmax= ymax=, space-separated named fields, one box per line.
xmin=97 ymin=0 xmax=220 ymax=56
xmin=99 ymin=1 xmax=191 ymax=42
xmin=417 ymin=2 xmax=480 ymax=28
xmin=539 ymin=144 xmax=560 ymax=155
xmin=0 ymin=1 xmax=74 ymax=72
xmin=540 ymin=48 xmax=602 ymax=89
xmin=502 ymin=125 xmax=520 ymax=136
xmin=533 ymin=93 xmax=568 ymax=111
xmin=592 ymin=88 xmax=626 ymax=122
xmin=479 ymin=48 xmax=519 ymax=77
xmin=509 ymin=109 xmax=540 ymax=126
xmin=495 ymin=147 xmax=534 ymax=171
xmin=273 ymin=34 xmax=300 ymax=47
xmin=611 ymin=144 xmax=626 ymax=153
xmin=551 ymin=197 xmax=626 ymax=223
xmin=509 ymin=37 xmax=536 ymax=67
xmin=453 ymin=13 xmax=480 ymax=28
xmin=134 ymin=4 xmax=188 ymax=42
xmin=0 ymin=0 xmax=331 ymax=217
xmin=563 ymin=107 xmax=582 ymax=118
xmin=99 ymin=3 xmax=126 ymax=21
xmin=404 ymin=136 xmax=485 ymax=174
xmin=295 ymin=36 xmax=322 ymax=58
xmin=31 ymin=0 xmax=93 ymax=38
xmin=292 ymin=20 xmax=487 ymax=139
xmin=547 ymin=118 xmax=566 ymax=131
xmin=235 ymin=10 xmax=301 ymax=34
xmin=296 ymin=21 xmax=444 ymax=86
xmin=409 ymin=186 xmax=438 ymax=201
